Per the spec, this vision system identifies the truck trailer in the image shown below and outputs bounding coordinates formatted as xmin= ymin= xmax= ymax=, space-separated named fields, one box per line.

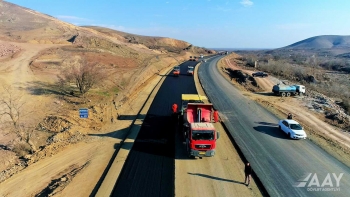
xmin=272 ymin=84 xmax=305 ymax=97
xmin=180 ymin=94 xmax=207 ymax=116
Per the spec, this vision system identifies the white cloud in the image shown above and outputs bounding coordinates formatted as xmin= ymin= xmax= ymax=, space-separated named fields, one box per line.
xmin=240 ymin=0 xmax=253 ymax=7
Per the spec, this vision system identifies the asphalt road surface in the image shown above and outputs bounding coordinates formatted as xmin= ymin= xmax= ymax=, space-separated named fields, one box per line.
xmin=198 ymin=56 xmax=350 ymax=197
xmin=112 ymin=61 xmax=198 ymax=197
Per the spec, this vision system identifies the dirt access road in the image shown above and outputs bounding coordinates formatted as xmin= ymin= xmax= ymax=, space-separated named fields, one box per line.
xmin=0 ymin=40 xmax=62 ymax=152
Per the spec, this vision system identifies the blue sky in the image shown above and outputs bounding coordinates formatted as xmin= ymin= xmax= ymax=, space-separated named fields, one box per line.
xmin=6 ymin=0 xmax=350 ymax=48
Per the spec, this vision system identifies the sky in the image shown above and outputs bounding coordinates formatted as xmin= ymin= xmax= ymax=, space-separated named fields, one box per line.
xmin=5 ymin=0 xmax=350 ymax=48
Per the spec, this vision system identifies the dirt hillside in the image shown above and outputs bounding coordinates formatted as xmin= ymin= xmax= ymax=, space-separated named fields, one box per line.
xmin=0 ymin=1 xmax=214 ymax=196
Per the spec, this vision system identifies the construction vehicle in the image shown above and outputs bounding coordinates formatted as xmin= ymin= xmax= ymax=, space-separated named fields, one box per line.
xmin=272 ymin=84 xmax=306 ymax=97
xmin=182 ymin=103 xmax=220 ymax=158
xmin=172 ymin=66 xmax=180 ymax=76
xmin=187 ymin=66 xmax=194 ymax=75
xmin=180 ymin=94 xmax=206 ymax=116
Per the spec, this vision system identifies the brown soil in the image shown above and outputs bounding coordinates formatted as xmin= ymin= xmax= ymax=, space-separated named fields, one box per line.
xmin=0 ymin=38 xmax=204 ymax=196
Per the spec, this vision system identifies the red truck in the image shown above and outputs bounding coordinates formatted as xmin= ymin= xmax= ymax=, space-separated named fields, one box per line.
xmin=182 ymin=103 xmax=220 ymax=159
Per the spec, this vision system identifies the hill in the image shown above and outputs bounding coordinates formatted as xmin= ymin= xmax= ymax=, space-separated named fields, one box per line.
xmin=84 ymin=26 xmax=213 ymax=54
xmin=284 ymin=35 xmax=350 ymax=49
xmin=0 ymin=1 xmax=78 ymax=43
xmin=0 ymin=0 xmax=214 ymax=190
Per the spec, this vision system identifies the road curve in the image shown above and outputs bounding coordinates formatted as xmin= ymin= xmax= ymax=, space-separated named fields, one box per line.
xmin=198 ymin=56 xmax=350 ymax=197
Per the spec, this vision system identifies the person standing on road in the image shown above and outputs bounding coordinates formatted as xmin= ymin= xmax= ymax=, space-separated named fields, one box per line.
xmin=172 ymin=103 xmax=178 ymax=114
xmin=244 ymin=162 xmax=252 ymax=186
xmin=171 ymin=103 xmax=178 ymax=123
xmin=213 ymin=110 xmax=219 ymax=123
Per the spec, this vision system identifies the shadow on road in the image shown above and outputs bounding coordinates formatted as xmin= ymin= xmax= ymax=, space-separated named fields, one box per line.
xmin=187 ymin=172 xmax=244 ymax=184
xmin=117 ymin=114 xmax=146 ymax=120
xmin=253 ymin=125 xmax=289 ymax=139
xmin=88 ymin=124 xmax=138 ymax=140
xmin=255 ymin=121 xmax=278 ymax=126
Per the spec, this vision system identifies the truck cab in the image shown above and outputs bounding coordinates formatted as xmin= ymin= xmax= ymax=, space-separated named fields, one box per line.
xmin=183 ymin=103 xmax=219 ymax=158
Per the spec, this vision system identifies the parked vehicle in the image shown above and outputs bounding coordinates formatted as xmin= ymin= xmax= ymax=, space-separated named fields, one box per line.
xmin=173 ymin=66 xmax=180 ymax=76
xmin=187 ymin=66 xmax=194 ymax=75
xmin=278 ymin=119 xmax=307 ymax=139
xmin=252 ymin=71 xmax=268 ymax=77
xmin=272 ymin=84 xmax=305 ymax=97
xmin=182 ymin=103 xmax=219 ymax=158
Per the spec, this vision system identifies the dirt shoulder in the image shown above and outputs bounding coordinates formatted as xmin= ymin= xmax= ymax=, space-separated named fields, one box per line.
xmin=217 ymin=54 xmax=350 ymax=167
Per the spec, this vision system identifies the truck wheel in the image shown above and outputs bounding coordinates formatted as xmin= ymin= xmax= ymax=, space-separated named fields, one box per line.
xmin=281 ymin=92 xmax=286 ymax=97
xmin=279 ymin=126 xmax=282 ymax=131
xmin=286 ymin=92 xmax=291 ymax=97
xmin=294 ymin=92 xmax=299 ymax=96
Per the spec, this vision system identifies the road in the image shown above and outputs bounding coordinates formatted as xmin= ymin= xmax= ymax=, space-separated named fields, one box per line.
xmin=112 ymin=61 xmax=198 ymax=197
xmin=111 ymin=59 xmax=260 ymax=197
xmin=198 ymin=56 xmax=350 ymax=197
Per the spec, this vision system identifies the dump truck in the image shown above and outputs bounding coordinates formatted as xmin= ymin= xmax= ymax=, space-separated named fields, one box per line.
xmin=272 ymin=84 xmax=306 ymax=97
xmin=182 ymin=103 xmax=219 ymax=158
xmin=172 ymin=66 xmax=180 ymax=76
xmin=180 ymin=94 xmax=206 ymax=116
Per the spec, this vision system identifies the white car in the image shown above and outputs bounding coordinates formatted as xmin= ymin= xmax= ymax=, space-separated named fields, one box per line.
xmin=278 ymin=119 xmax=307 ymax=139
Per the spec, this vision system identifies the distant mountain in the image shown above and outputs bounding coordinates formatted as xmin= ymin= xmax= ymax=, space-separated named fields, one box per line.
xmin=284 ymin=35 xmax=350 ymax=49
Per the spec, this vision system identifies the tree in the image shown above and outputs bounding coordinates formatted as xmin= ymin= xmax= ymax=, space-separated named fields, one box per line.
xmin=0 ymin=86 xmax=25 ymax=128
xmin=60 ymin=57 xmax=104 ymax=95
xmin=0 ymin=86 xmax=37 ymax=153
